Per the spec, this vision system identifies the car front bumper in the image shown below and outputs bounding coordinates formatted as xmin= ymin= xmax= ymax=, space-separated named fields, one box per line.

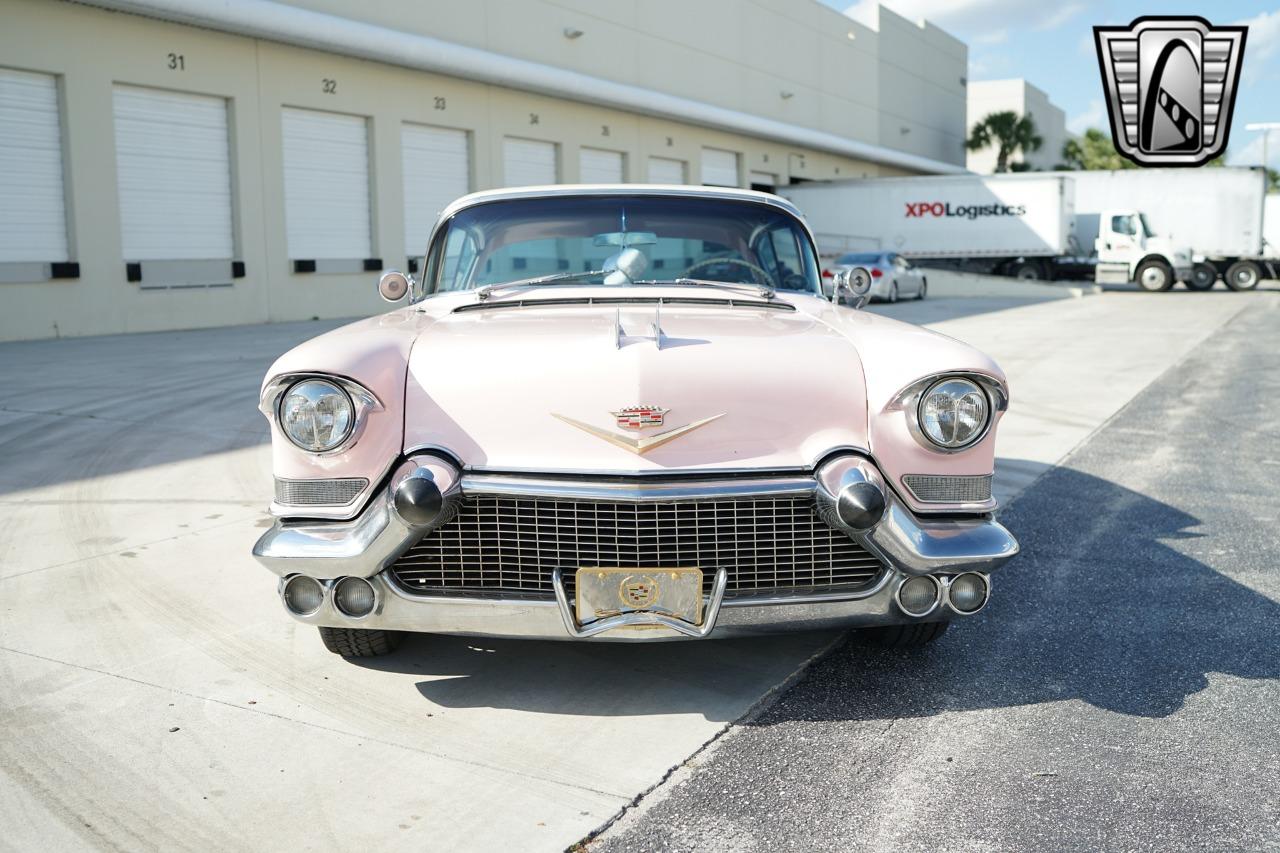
xmin=254 ymin=455 xmax=1019 ymax=640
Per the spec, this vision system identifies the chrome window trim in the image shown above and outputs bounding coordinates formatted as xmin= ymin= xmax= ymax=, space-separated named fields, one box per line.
xmin=887 ymin=371 xmax=1008 ymax=455
xmin=259 ymin=372 xmax=384 ymax=457
xmin=412 ymin=186 xmax=820 ymax=303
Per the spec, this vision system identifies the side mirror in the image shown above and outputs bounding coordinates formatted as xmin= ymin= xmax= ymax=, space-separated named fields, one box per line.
xmin=378 ymin=269 xmax=412 ymax=302
xmin=832 ymin=266 xmax=873 ymax=307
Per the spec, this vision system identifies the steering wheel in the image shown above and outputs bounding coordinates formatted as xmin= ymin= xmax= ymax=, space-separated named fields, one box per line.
xmin=681 ymin=256 xmax=773 ymax=286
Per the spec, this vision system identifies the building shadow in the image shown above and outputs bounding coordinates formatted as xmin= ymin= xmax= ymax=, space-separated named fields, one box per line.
xmin=352 ymin=463 xmax=1279 ymax=722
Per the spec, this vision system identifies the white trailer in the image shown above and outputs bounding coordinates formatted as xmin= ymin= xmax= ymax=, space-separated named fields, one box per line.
xmin=782 ymin=173 xmax=1201 ymax=291
xmin=1053 ymin=167 xmax=1276 ymax=291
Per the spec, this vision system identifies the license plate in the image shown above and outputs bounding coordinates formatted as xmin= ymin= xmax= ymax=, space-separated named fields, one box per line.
xmin=574 ymin=567 xmax=704 ymax=626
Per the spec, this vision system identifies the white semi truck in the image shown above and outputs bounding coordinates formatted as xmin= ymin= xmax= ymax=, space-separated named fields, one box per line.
xmin=1059 ymin=167 xmax=1276 ymax=291
xmin=781 ymin=168 xmax=1277 ymax=291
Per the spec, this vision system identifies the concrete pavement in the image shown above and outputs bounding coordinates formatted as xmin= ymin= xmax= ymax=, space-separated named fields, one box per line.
xmin=0 ymin=288 xmax=1258 ymax=851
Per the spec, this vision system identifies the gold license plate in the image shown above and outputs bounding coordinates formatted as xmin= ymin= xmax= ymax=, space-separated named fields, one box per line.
xmin=574 ymin=567 xmax=704 ymax=626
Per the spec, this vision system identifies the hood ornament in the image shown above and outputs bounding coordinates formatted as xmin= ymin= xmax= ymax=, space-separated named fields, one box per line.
xmin=553 ymin=409 xmax=723 ymax=456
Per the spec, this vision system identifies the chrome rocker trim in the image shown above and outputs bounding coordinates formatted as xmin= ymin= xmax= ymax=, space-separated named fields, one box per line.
xmin=252 ymin=453 xmax=1019 ymax=638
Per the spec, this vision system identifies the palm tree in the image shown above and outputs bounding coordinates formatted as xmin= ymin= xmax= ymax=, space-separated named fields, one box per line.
xmin=966 ymin=111 xmax=1044 ymax=172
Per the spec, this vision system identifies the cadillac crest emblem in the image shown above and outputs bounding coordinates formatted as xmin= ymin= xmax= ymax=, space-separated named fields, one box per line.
xmin=619 ymin=575 xmax=661 ymax=609
xmin=612 ymin=405 xmax=668 ymax=430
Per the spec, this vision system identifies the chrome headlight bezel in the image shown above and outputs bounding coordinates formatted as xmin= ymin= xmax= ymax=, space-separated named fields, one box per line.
xmin=892 ymin=372 xmax=1006 ymax=454
xmin=259 ymin=373 xmax=383 ymax=455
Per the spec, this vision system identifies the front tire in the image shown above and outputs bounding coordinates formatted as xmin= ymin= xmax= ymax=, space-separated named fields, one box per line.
xmin=917 ymin=278 xmax=927 ymax=300
xmin=318 ymin=627 xmax=401 ymax=657
xmin=1185 ymin=262 xmax=1218 ymax=291
xmin=1011 ymin=260 xmax=1043 ymax=280
xmin=888 ymin=282 xmax=899 ymax=303
xmin=857 ymin=621 xmax=950 ymax=648
xmin=1225 ymin=260 xmax=1262 ymax=291
xmin=1135 ymin=259 xmax=1174 ymax=292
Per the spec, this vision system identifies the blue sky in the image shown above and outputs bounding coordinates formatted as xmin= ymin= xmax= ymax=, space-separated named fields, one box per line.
xmin=819 ymin=1 xmax=1280 ymax=166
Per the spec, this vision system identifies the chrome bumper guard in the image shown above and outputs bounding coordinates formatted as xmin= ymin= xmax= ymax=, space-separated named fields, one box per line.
xmin=253 ymin=453 xmax=1019 ymax=639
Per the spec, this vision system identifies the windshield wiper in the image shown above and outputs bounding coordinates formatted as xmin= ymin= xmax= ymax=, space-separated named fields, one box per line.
xmin=632 ymin=278 xmax=776 ymax=300
xmin=476 ymin=270 xmax=609 ymax=300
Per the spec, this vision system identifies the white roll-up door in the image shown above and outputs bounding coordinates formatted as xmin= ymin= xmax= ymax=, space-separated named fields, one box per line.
xmin=282 ymin=107 xmax=371 ymax=259
xmin=701 ymin=148 xmax=740 ymax=187
xmin=503 ymin=137 xmax=557 ymax=187
xmin=749 ymin=171 xmax=777 ymax=189
xmin=646 ymin=157 xmax=686 ymax=185
xmin=113 ymin=85 xmax=233 ymax=261
xmin=579 ymin=147 xmax=624 ymax=183
xmin=402 ymin=123 xmax=469 ymax=254
xmin=0 ymin=68 xmax=68 ymax=263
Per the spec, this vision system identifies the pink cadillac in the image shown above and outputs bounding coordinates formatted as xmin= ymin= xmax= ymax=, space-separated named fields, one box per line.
xmin=253 ymin=186 xmax=1018 ymax=657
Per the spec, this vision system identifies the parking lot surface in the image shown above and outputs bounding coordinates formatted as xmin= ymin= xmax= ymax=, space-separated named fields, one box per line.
xmin=593 ymin=295 xmax=1280 ymax=852
xmin=0 ymin=288 xmax=1265 ymax=851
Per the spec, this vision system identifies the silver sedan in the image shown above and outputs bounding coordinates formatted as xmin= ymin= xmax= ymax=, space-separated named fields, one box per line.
xmin=824 ymin=251 xmax=927 ymax=303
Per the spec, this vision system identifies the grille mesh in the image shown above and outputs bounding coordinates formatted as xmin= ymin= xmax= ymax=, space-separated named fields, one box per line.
xmin=390 ymin=495 xmax=884 ymax=599
xmin=274 ymin=477 xmax=369 ymax=506
xmin=902 ymin=474 xmax=992 ymax=503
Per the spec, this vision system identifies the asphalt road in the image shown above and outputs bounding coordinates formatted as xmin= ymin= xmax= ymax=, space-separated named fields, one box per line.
xmin=592 ymin=297 xmax=1280 ymax=852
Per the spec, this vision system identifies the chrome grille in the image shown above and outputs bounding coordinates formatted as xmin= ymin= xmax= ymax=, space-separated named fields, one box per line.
xmin=274 ymin=477 xmax=369 ymax=506
xmin=390 ymin=495 xmax=885 ymax=599
xmin=902 ymin=474 xmax=992 ymax=503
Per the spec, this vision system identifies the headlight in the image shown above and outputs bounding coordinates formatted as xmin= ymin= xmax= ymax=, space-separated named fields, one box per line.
xmin=278 ymin=379 xmax=354 ymax=452
xmin=918 ymin=378 xmax=990 ymax=450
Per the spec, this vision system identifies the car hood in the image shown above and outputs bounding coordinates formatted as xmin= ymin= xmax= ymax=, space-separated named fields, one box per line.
xmin=403 ymin=296 xmax=869 ymax=472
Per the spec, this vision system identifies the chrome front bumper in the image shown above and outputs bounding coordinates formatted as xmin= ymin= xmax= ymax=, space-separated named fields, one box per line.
xmin=253 ymin=454 xmax=1019 ymax=640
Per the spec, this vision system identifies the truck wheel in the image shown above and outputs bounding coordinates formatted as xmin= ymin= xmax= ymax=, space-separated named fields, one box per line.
xmin=1185 ymin=262 xmax=1218 ymax=291
xmin=1011 ymin=261 xmax=1042 ymax=280
xmin=1135 ymin=259 xmax=1174 ymax=292
xmin=1225 ymin=260 xmax=1261 ymax=291
xmin=858 ymin=621 xmax=950 ymax=649
xmin=318 ymin=627 xmax=401 ymax=657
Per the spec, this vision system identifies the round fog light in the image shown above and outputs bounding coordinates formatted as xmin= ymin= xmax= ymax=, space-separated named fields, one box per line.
xmin=897 ymin=576 xmax=941 ymax=617
xmin=282 ymin=575 xmax=324 ymax=616
xmin=334 ymin=576 xmax=376 ymax=618
xmin=948 ymin=572 xmax=989 ymax=614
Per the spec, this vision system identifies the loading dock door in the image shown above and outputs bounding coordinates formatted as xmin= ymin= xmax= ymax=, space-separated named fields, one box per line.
xmin=0 ymin=68 xmax=68 ymax=263
xmin=282 ymin=107 xmax=372 ymax=260
xmin=579 ymin=147 xmax=625 ymax=183
xmin=113 ymin=85 xmax=233 ymax=261
xmin=402 ymin=124 xmax=469 ymax=256
xmin=647 ymin=156 xmax=686 ymax=184
xmin=503 ymin=138 xmax=557 ymax=187
xmin=701 ymin=148 xmax=740 ymax=187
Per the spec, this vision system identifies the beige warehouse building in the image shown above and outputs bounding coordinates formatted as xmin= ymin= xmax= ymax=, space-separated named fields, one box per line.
xmin=0 ymin=0 xmax=969 ymax=342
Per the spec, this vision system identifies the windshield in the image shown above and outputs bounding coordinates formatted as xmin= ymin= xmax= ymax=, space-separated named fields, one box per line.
xmin=419 ymin=196 xmax=821 ymax=296
xmin=838 ymin=252 xmax=884 ymax=264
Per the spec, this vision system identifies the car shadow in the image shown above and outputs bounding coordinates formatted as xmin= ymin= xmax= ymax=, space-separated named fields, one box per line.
xmin=349 ymin=463 xmax=1279 ymax=722
xmin=746 ymin=463 xmax=1280 ymax=724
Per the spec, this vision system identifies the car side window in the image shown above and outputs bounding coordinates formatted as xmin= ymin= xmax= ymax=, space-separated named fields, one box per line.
xmin=439 ymin=228 xmax=478 ymax=291
xmin=1110 ymin=215 xmax=1136 ymax=236
xmin=768 ymin=227 xmax=803 ymax=280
